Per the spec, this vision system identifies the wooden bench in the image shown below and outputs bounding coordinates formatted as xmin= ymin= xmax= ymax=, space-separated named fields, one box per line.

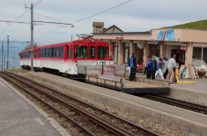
xmin=86 ymin=74 xmax=99 ymax=83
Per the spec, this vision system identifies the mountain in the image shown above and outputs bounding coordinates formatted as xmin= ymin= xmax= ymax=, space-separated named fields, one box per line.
xmin=0 ymin=41 xmax=27 ymax=70
xmin=166 ymin=20 xmax=207 ymax=30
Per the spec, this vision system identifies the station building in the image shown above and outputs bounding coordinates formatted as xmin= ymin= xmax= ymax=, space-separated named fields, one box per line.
xmin=92 ymin=22 xmax=207 ymax=66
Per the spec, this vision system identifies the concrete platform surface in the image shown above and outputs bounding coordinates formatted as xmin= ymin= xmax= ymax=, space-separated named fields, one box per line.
xmin=171 ymin=78 xmax=207 ymax=94
xmin=136 ymin=73 xmax=207 ymax=105
xmin=0 ymin=78 xmax=64 ymax=136
xmin=169 ymin=78 xmax=207 ymax=106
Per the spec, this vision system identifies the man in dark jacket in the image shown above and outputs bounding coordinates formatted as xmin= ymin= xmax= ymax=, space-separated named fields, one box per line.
xmin=146 ymin=56 xmax=157 ymax=80
xmin=129 ymin=53 xmax=136 ymax=81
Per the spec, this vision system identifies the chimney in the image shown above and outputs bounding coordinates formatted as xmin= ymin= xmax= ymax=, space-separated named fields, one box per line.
xmin=92 ymin=22 xmax=104 ymax=33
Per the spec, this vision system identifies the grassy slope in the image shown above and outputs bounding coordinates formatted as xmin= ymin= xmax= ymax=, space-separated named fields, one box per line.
xmin=167 ymin=20 xmax=207 ymax=30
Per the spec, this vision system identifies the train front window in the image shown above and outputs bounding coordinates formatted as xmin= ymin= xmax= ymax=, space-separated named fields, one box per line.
xmin=74 ymin=45 xmax=88 ymax=58
xmin=90 ymin=46 xmax=95 ymax=58
xmin=98 ymin=46 xmax=109 ymax=59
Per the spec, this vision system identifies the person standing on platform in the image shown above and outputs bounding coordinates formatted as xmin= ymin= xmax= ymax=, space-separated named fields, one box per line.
xmin=128 ymin=53 xmax=136 ymax=81
xmin=162 ymin=57 xmax=169 ymax=79
xmin=146 ymin=57 xmax=152 ymax=79
xmin=146 ymin=56 xmax=157 ymax=80
xmin=167 ymin=54 xmax=177 ymax=83
xmin=144 ymin=56 xmax=150 ymax=75
xmin=155 ymin=58 xmax=164 ymax=80
xmin=151 ymin=56 xmax=157 ymax=80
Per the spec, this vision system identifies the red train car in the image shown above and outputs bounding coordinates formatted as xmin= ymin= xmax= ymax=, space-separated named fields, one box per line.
xmin=20 ymin=38 xmax=113 ymax=76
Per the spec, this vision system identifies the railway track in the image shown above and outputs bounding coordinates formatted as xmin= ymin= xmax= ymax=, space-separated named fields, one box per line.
xmin=0 ymin=71 xmax=159 ymax=136
xmin=143 ymin=95 xmax=207 ymax=115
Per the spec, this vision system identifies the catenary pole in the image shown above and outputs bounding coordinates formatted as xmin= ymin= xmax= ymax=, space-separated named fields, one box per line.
xmin=31 ymin=3 xmax=34 ymax=71
xmin=4 ymin=54 xmax=5 ymax=70
xmin=1 ymin=42 xmax=3 ymax=70
xmin=7 ymin=35 xmax=9 ymax=69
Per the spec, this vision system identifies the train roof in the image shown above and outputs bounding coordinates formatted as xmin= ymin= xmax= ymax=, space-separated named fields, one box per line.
xmin=19 ymin=38 xmax=110 ymax=54
xmin=72 ymin=38 xmax=109 ymax=45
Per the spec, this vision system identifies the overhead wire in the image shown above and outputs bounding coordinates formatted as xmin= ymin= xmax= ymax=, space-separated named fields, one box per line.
xmin=0 ymin=19 xmax=33 ymax=25
xmin=0 ymin=10 xmax=28 ymax=37
xmin=34 ymin=12 xmax=63 ymax=22
xmin=34 ymin=12 xmax=73 ymax=42
xmin=0 ymin=0 xmax=43 ymax=37
xmin=35 ymin=0 xmax=133 ymax=41
xmin=34 ymin=0 xmax=44 ymax=8
xmin=0 ymin=0 xmax=132 ymax=42
xmin=73 ymin=0 xmax=133 ymax=23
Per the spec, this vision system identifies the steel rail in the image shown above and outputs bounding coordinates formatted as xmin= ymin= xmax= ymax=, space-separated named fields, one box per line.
xmin=5 ymin=71 xmax=160 ymax=136
xmin=6 ymin=71 xmax=158 ymax=135
xmin=0 ymin=72 xmax=95 ymax=136
xmin=1 ymin=72 xmax=158 ymax=136
xmin=143 ymin=95 xmax=207 ymax=115
xmin=5 ymin=72 xmax=135 ymax=136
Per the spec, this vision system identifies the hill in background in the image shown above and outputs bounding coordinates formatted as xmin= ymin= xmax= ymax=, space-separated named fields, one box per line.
xmin=166 ymin=20 xmax=207 ymax=30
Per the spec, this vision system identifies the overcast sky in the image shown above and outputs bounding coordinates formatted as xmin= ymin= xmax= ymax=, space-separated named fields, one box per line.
xmin=0 ymin=0 xmax=206 ymax=44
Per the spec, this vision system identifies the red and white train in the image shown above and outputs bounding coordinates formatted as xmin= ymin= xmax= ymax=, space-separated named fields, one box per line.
xmin=19 ymin=38 xmax=113 ymax=76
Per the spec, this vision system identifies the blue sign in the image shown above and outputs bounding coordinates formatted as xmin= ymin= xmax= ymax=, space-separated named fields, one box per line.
xmin=165 ymin=29 xmax=175 ymax=41
xmin=157 ymin=31 xmax=165 ymax=41
xmin=156 ymin=29 xmax=175 ymax=41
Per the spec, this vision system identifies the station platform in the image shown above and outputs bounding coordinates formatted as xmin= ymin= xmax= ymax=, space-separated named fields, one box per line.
xmin=0 ymin=78 xmax=68 ymax=136
xmin=169 ymin=78 xmax=207 ymax=106
xmin=136 ymin=72 xmax=207 ymax=106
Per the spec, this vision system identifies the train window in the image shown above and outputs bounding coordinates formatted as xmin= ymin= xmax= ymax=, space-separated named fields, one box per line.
xmin=53 ymin=48 xmax=55 ymax=57
xmin=47 ymin=48 xmax=49 ymax=57
xmin=48 ymin=48 xmax=51 ymax=57
xmin=90 ymin=46 xmax=95 ymax=58
xmin=44 ymin=49 xmax=46 ymax=57
xmin=54 ymin=47 xmax=63 ymax=58
xmin=60 ymin=47 xmax=64 ymax=57
xmin=24 ymin=52 xmax=30 ymax=58
xmin=43 ymin=49 xmax=45 ymax=57
xmin=68 ymin=47 xmax=72 ymax=58
xmin=74 ymin=45 xmax=88 ymax=58
xmin=54 ymin=48 xmax=57 ymax=57
xmin=41 ymin=49 xmax=43 ymax=57
xmin=98 ymin=46 xmax=109 ymax=59
xmin=45 ymin=49 xmax=48 ymax=57
xmin=36 ymin=50 xmax=38 ymax=58
xmin=44 ymin=49 xmax=45 ymax=57
xmin=51 ymin=48 xmax=54 ymax=57
xmin=48 ymin=48 xmax=50 ymax=57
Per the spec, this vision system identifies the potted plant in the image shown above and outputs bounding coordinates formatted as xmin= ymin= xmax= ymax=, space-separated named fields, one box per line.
xmin=197 ymin=65 xmax=206 ymax=78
